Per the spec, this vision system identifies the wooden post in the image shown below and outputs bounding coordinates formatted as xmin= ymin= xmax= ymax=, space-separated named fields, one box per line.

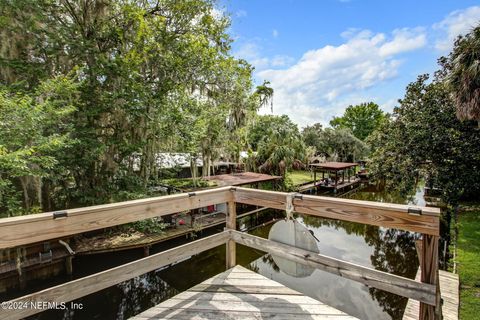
xmin=65 ymin=256 xmax=73 ymax=275
xmin=420 ymin=235 xmax=440 ymax=320
xmin=16 ymin=248 xmax=26 ymax=290
xmin=143 ymin=246 xmax=150 ymax=257
xmin=226 ymin=201 xmax=236 ymax=269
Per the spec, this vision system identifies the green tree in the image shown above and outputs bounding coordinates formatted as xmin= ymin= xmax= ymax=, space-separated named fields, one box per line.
xmin=369 ymin=74 xmax=480 ymax=204
xmin=301 ymin=123 xmax=323 ymax=149
xmin=302 ymin=124 xmax=368 ymax=162
xmin=330 ymin=102 xmax=386 ymax=140
xmin=0 ymin=0 xmax=260 ymax=210
xmin=0 ymin=76 xmax=77 ymax=216
xmin=445 ymin=25 xmax=480 ymax=126
xmin=247 ymin=115 xmax=305 ymax=176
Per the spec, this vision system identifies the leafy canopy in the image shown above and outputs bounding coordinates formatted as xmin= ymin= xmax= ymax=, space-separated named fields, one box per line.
xmin=446 ymin=25 xmax=480 ymax=125
xmin=302 ymin=124 xmax=368 ymax=162
xmin=247 ymin=115 xmax=305 ymax=176
xmin=330 ymin=102 xmax=386 ymax=141
xmin=369 ymin=74 xmax=480 ymax=203
xmin=0 ymin=0 xmax=267 ymax=213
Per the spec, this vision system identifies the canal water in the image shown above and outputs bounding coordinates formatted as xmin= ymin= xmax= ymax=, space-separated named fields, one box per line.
xmin=6 ymin=182 xmax=436 ymax=320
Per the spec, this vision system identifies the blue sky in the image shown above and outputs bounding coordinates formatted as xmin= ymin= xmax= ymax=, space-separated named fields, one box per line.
xmin=218 ymin=0 xmax=480 ymax=128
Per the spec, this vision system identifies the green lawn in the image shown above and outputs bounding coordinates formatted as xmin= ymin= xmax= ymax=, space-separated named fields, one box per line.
xmin=456 ymin=208 xmax=480 ymax=319
xmin=287 ymin=170 xmax=313 ymax=186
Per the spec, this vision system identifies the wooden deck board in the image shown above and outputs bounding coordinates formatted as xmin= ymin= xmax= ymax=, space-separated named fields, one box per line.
xmin=130 ymin=265 xmax=358 ymax=320
xmin=402 ymin=269 xmax=459 ymax=320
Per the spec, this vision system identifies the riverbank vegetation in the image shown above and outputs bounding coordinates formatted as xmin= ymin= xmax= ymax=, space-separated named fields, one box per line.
xmin=456 ymin=207 xmax=480 ymax=319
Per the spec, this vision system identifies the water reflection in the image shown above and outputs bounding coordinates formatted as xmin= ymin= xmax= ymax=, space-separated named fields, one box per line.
xmin=346 ymin=182 xmax=426 ymax=206
xmin=114 ymin=273 xmax=179 ymax=319
xmin=246 ymin=216 xmax=418 ymax=320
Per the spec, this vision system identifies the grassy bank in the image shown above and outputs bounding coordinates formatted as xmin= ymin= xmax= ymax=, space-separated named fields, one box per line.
xmin=457 ymin=208 xmax=480 ymax=319
xmin=287 ymin=170 xmax=313 ymax=185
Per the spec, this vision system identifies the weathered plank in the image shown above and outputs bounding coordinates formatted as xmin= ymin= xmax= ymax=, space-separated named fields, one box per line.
xmin=0 ymin=187 xmax=233 ymax=249
xmin=233 ymin=187 xmax=440 ymax=235
xmin=157 ymin=291 xmax=325 ymax=304
xmin=0 ymin=231 xmax=230 ymax=320
xmin=225 ymin=200 xmax=236 ymax=268
xmin=229 ymin=230 xmax=437 ymax=305
xmin=131 ymin=309 xmax=354 ymax=320
xmin=130 ymin=265 xmax=357 ymax=319
xmin=420 ymin=235 xmax=440 ymax=320
xmin=188 ymin=284 xmax=304 ymax=296
xmin=149 ymin=298 xmax=347 ymax=314
xmin=403 ymin=269 xmax=459 ymax=320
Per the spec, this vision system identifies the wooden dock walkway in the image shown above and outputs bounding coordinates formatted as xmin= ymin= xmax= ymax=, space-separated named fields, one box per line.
xmin=403 ymin=269 xmax=459 ymax=320
xmin=74 ymin=212 xmax=227 ymax=254
xmin=129 ymin=265 xmax=358 ymax=320
xmin=298 ymin=177 xmax=361 ymax=193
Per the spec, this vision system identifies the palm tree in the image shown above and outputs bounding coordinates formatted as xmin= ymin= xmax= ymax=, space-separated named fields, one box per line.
xmin=446 ymin=25 xmax=480 ymax=126
xmin=255 ymin=80 xmax=274 ymax=112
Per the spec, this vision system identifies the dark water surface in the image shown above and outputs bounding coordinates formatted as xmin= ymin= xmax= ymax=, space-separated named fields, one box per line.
xmin=5 ymin=183 xmax=434 ymax=320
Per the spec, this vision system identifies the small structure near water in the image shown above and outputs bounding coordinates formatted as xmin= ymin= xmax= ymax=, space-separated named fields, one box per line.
xmin=298 ymin=162 xmax=361 ymax=193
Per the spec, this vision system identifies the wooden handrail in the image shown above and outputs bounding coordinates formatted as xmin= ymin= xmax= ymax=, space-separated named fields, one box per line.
xmin=0 ymin=187 xmax=233 ymax=249
xmin=0 ymin=231 xmax=230 ymax=320
xmin=0 ymin=186 xmax=441 ymax=250
xmin=233 ymin=187 xmax=440 ymax=235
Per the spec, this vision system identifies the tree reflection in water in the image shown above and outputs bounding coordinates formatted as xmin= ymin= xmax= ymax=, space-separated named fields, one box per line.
xmin=301 ymin=215 xmax=418 ymax=320
xmin=261 ymin=254 xmax=280 ymax=272
xmin=114 ymin=272 xmax=179 ymax=319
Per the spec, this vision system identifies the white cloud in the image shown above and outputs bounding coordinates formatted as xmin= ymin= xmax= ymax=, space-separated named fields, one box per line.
xmin=379 ymin=28 xmax=426 ymax=57
xmin=234 ymin=41 xmax=294 ymax=70
xmin=271 ymin=55 xmax=295 ymax=67
xmin=272 ymin=29 xmax=279 ymax=38
xmin=380 ymin=98 xmax=398 ymax=114
xmin=256 ymin=28 xmax=426 ymax=127
xmin=234 ymin=41 xmax=270 ymax=69
xmin=236 ymin=10 xmax=247 ymax=18
xmin=433 ymin=6 xmax=480 ymax=51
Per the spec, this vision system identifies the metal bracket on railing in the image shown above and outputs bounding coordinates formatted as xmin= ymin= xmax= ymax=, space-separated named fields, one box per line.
xmin=408 ymin=208 xmax=422 ymax=216
xmin=294 ymin=194 xmax=303 ymax=200
xmin=53 ymin=211 xmax=68 ymax=219
xmin=188 ymin=192 xmax=196 ymax=197
xmin=230 ymin=187 xmax=237 ymax=192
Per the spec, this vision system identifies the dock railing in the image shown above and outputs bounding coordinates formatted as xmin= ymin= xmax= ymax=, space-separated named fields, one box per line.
xmin=0 ymin=186 xmax=441 ymax=320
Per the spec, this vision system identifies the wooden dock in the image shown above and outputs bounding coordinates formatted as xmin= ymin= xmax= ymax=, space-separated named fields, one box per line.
xmin=74 ymin=212 xmax=227 ymax=254
xmin=129 ymin=265 xmax=358 ymax=320
xmin=403 ymin=269 xmax=459 ymax=320
xmin=298 ymin=177 xmax=361 ymax=193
